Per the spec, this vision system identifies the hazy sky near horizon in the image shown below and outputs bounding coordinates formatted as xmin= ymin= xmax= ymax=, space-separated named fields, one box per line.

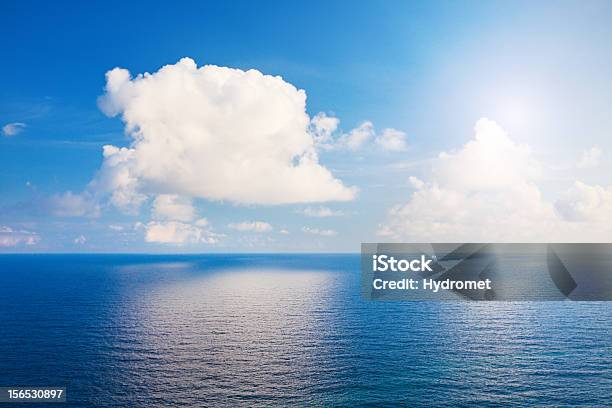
xmin=2 ymin=0 xmax=612 ymax=252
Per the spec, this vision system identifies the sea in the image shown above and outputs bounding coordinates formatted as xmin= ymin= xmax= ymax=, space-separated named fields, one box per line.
xmin=0 ymin=254 xmax=610 ymax=407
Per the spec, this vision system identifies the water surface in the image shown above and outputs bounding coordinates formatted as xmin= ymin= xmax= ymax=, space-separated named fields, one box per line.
xmin=0 ymin=254 xmax=610 ymax=406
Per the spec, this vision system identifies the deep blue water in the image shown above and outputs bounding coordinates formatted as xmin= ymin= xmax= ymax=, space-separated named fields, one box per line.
xmin=0 ymin=254 xmax=610 ymax=407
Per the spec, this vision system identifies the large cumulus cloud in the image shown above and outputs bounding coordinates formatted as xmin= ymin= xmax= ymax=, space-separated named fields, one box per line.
xmin=379 ymin=118 xmax=612 ymax=242
xmin=94 ymin=57 xmax=356 ymax=210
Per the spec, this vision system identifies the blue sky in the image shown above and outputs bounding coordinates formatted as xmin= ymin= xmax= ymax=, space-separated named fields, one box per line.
xmin=2 ymin=0 xmax=612 ymax=252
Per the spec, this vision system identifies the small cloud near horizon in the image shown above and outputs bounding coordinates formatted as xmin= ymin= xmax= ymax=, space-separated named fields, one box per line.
xmin=302 ymin=226 xmax=337 ymax=236
xmin=228 ymin=221 xmax=273 ymax=233
xmin=298 ymin=206 xmax=344 ymax=217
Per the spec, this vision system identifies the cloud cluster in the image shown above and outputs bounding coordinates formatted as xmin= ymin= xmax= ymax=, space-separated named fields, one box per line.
xmin=379 ymin=118 xmax=612 ymax=242
xmin=0 ymin=226 xmax=40 ymax=247
xmin=94 ymin=57 xmax=356 ymax=208
xmin=138 ymin=194 xmax=218 ymax=245
xmin=298 ymin=206 xmax=344 ymax=217
xmin=144 ymin=219 xmax=218 ymax=244
xmin=38 ymin=58 xmax=416 ymax=247
xmin=338 ymin=121 xmax=376 ymax=150
xmin=2 ymin=122 xmax=26 ymax=137
xmin=311 ymin=113 xmax=407 ymax=151
xmin=228 ymin=221 xmax=273 ymax=232
xmin=302 ymin=226 xmax=337 ymax=236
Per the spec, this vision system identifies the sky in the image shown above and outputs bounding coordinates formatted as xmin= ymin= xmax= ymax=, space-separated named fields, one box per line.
xmin=1 ymin=0 xmax=612 ymax=252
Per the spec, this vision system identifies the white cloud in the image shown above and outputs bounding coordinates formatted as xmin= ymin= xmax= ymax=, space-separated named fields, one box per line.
xmin=408 ymin=176 xmax=424 ymax=189
xmin=88 ymin=145 xmax=147 ymax=213
xmin=279 ymin=229 xmax=290 ymax=234
xmin=228 ymin=221 xmax=273 ymax=232
xmin=109 ymin=225 xmax=124 ymax=231
xmin=555 ymin=181 xmax=612 ymax=222
xmin=0 ymin=226 xmax=40 ymax=247
xmin=338 ymin=121 xmax=375 ymax=150
xmin=299 ymin=206 xmax=344 ymax=217
xmin=311 ymin=115 xmax=408 ymax=152
xmin=48 ymin=191 xmax=101 ymax=217
xmin=73 ymin=235 xmax=87 ymax=245
xmin=310 ymin=112 xmax=339 ymax=149
xmin=151 ymin=194 xmax=195 ymax=222
xmin=94 ymin=57 xmax=355 ymax=208
xmin=302 ymin=226 xmax=337 ymax=236
xmin=375 ymin=128 xmax=408 ymax=151
xmin=576 ymin=146 xmax=602 ymax=169
xmin=379 ymin=181 xmax=558 ymax=241
xmin=2 ymin=122 xmax=26 ymax=137
xmin=379 ymin=118 xmax=612 ymax=242
xmin=434 ymin=118 xmax=539 ymax=191
xmin=145 ymin=219 xmax=218 ymax=244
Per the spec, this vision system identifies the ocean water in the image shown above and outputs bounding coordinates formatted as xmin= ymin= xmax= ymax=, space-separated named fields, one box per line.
xmin=0 ymin=254 xmax=610 ymax=407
